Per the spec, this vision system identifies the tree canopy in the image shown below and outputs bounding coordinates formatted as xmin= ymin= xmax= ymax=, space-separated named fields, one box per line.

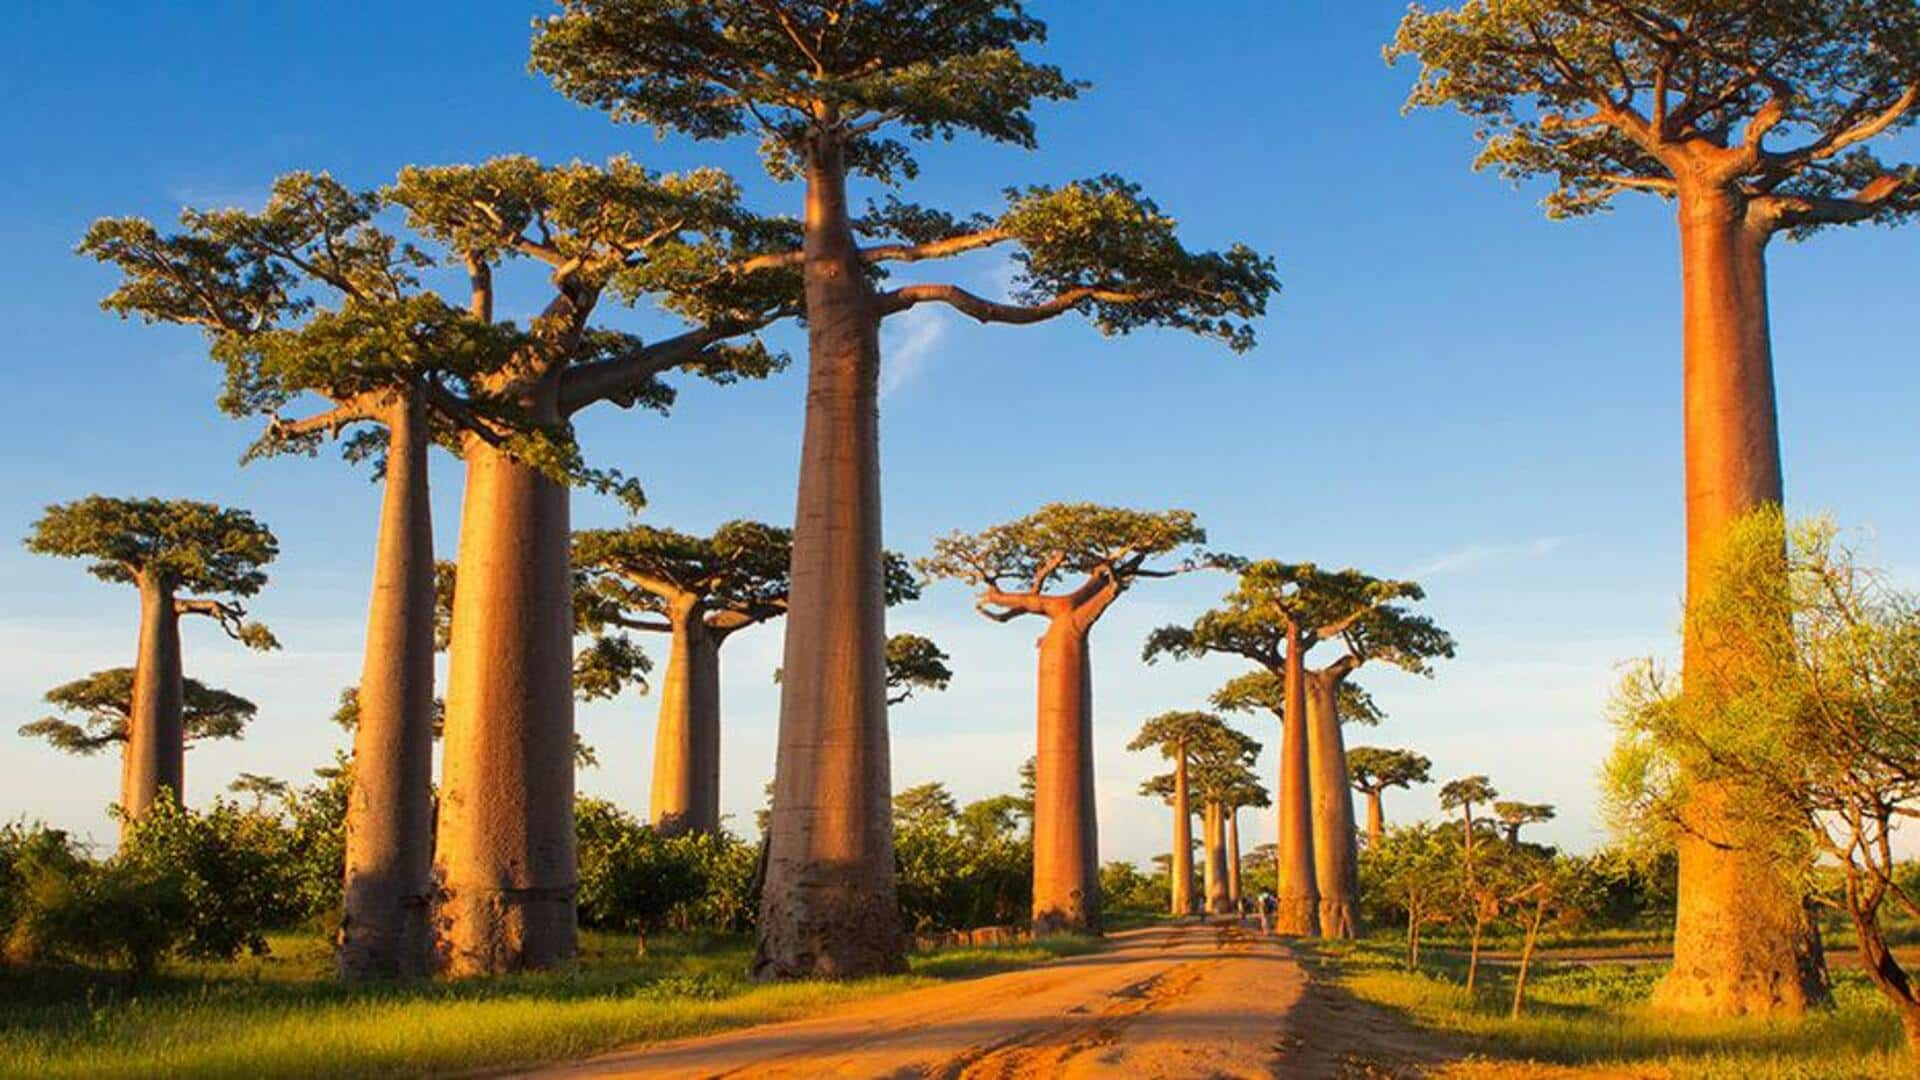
xmin=1349 ymin=746 xmax=1434 ymax=794
xmin=1441 ymin=775 xmax=1500 ymax=813
xmin=1144 ymin=560 xmax=1451 ymax=683
xmin=884 ymin=634 xmax=953 ymax=705
xmin=921 ymin=504 xmax=1205 ymax=622
xmin=1389 ymin=1 xmax=1920 ymax=231
xmin=19 ymin=669 xmax=258 ymax=755
xmin=534 ymin=4 xmax=1278 ymax=346
xmin=1495 ymin=800 xmax=1558 ymax=832
xmin=82 ymin=163 xmax=791 ymax=500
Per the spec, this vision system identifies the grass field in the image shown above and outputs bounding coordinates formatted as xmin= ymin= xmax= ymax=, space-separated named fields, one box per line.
xmin=0 ymin=930 xmax=1102 ymax=1079
xmin=1321 ymin=937 xmax=1912 ymax=1078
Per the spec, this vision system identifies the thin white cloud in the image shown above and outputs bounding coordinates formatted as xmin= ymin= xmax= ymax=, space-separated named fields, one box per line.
xmin=1409 ymin=536 xmax=1565 ymax=578
xmin=879 ymin=304 xmax=949 ymax=399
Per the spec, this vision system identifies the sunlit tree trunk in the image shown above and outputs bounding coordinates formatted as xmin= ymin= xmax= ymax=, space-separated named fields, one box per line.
xmin=1170 ymin=746 xmax=1193 ymax=916
xmin=1657 ymin=182 xmax=1827 ymax=1016
xmin=1306 ymin=670 xmax=1360 ymax=938
xmin=340 ymin=396 xmax=437 ymax=978
xmin=1364 ymin=789 xmax=1385 ymax=849
xmin=436 ymin=437 xmax=577 ymax=975
xmin=1032 ymin=615 xmax=1100 ymax=933
xmin=755 ymin=142 xmax=903 ymax=979
xmin=123 ymin=573 xmax=183 ymax=831
xmin=1226 ymin=806 xmax=1243 ymax=905
xmin=1202 ymin=799 xmax=1230 ymax=914
xmin=650 ymin=598 xmax=722 ymax=836
xmin=1275 ymin=621 xmax=1318 ymax=934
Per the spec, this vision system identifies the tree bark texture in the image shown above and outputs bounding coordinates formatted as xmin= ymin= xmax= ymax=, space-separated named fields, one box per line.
xmin=435 ymin=439 xmax=578 ymax=975
xmin=123 ymin=574 xmax=184 ymax=831
xmin=1657 ymin=182 xmax=1828 ymax=1016
xmin=1275 ymin=622 xmax=1318 ymax=935
xmin=1306 ymin=670 xmax=1361 ymax=939
xmin=1170 ymin=748 xmax=1193 ymax=916
xmin=340 ymin=398 xmax=437 ymax=979
xmin=1227 ymin=807 xmax=1243 ymax=905
xmin=1365 ymin=790 xmax=1385 ymax=849
xmin=1203 ymin=800 xmax=1229 ymax=915
xmin=1031 ymin=617 xmax=1101 ymax=934
xmin=650 ymin=600 xmax=723 ymax=836
xmin=754 ymin=145 xmax=904 ymax=979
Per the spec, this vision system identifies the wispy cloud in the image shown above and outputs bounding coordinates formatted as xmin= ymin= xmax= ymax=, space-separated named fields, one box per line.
xmin=163 ymin=184 xmax=272 ymax=212
xmin=1409 ymin=536 xmax=1565 ymax=578
xmin=879 ymin=304 xmax=949 ymax=399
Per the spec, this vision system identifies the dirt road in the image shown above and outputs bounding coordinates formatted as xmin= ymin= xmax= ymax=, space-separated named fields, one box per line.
xmin=525 ymin=921 xmax=1446 ymax=1079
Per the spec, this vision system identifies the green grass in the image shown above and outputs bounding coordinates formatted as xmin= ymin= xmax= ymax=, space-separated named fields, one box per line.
xmin=0 ymin=930 xmax=1102 ymax=1080
xmin=1321 ymin=937 xmax=1912 ymax=1078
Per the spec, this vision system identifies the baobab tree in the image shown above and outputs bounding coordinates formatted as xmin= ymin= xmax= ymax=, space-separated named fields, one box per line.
xmin=1391 ymin=1 xmax=1920 ymax=1015
xmin=924 ymin=504 xmax=1207 ymax=934
xmin=534 ymin=2 xmax=1279 ymax=979
xmin=1147 ymin=562 xmax=1449 ymax=937
xmin=1348 ymin=746 xmax=1433 ymax=848
xmin=26 ymin=497 xmax=277 ymax=830
xmin=574 ymin=521 xmax=920 ymax=835
xmin=82 ymin=174 xmax=514 ymax=979
xmin=1189 ymin=727 xmax=1262 ymax=916
xmin=390 ymin=159 xmax=788 ymax=975
xmin=1495 ymin=801 xmax=1558 ymax=845
xmin=20 ymin=669 xmax=258 ymax=811
xmin=1440 ymin=775 xmax=1499 ymax=860
xmin=1127 ymin=710 xmax=1226 ymax=916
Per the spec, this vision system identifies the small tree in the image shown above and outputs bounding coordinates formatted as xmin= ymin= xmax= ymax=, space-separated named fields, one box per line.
xmin=1366 ymin=823 xmax=1457 ymax=969
xmin=27 ymin=497 xmax=276 ymax=830
xmin=924 ymin=504 xmax=1206 ymax=934
xmin=1440 ymin=775 xmax=1499 ymax=861
xmin=1608 ymin=511 xmax=1920 ymax=1053
xmin=1348 ymin=746 xmax=1432 ymax=848
xmin=535 ymin=1 xmax=1280 ymax=980
xmin=1493 ymin=801 xmax=1557 ymax=846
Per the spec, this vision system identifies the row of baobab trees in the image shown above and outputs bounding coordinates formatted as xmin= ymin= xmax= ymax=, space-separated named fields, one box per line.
xmin=32 ymin=0 xmax=1920 ymax=1017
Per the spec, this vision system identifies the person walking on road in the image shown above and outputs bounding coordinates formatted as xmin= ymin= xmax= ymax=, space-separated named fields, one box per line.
xmin=1257 ymin=891 xmax=1276 ymax=935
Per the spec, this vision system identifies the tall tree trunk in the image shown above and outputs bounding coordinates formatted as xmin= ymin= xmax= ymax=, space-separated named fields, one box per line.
xmin=1031 ymin=616 xmax=1100 ymax=934
xmin=754 ymin=144 xmax=903 ymax=979
xmin=1170 ymin=747 xmax=1193 ymax=916
xmin=1512 ymin=895 xmax=1546 ymax=1019
xmin=340 ymin=398 xmax=437 ymax=979
xmin=435 ymin=439 xmax=577 ymax=975
xmin=650 ymin=601 xmax=722 ymax=836
xmin=1656 ymin=182 xmax=1828 ymax=1016
xmin=1505 ymin=823 xmax=1521 ymax=845
xmin=1275 ymin=624 xmax=1318 ymax=935
xmin=1227 ymin=806 xmax=1243 ymax=905
xmin=1306 ymin=670 xmax=1360 ymax=938
xmin=1202 ymin=799 xmax=1230 ymax=915
xmin=123 ymin=574 xmax=183 ymax=832
xmin=1365 ymin=789 xmax=1385 ymax=849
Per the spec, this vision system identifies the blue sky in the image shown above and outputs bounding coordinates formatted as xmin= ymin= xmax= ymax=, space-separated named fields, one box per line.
xmin=2 ymin=2 xmax=1917 ymax=866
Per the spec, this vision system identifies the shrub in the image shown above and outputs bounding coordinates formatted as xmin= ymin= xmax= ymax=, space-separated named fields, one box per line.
xmin=8 ymin=839 xmax=188 ymax=978
xmin=116 ymin=796 xmax=303 ymax=960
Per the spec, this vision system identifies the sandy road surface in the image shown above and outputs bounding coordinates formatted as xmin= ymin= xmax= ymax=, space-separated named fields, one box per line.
xmin=523 ymin=921 xmax=1445 ymax=1079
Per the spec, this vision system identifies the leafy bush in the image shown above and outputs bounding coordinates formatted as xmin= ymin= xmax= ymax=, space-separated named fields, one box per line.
xmin=575 ymin=799 xmax=708 ymax=949
xmin=116 ymin=796 xmax=303 ymax=960
xmin=1099 ymin=860 xmax=1165 ymax=914
xmin=7 ymin=833 xmax=188 ymax=978
xmin=892 ymin=782 xmax=1032 ymax=932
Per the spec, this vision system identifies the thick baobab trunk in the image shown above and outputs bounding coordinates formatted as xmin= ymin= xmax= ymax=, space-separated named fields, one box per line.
xmin=1275 ymin=624 xmax=1318 ymax=935
xmin=755 ymin=146 xmax=903 ymax=980
xmin=650 ymin=601 xmax=722 ymax=836
xmin=1656 ymin=184 xmax=1827 ymax=1016
xmin=1364 ymin=790 xmax=1385 ymax=849
xmin=1306 ymin=671 xmax=1360 ymax=939
xmin=1032 ymin=616 xmax=1100 ymax=934
xmin=435 ymin=439 xmax=577 ymax=975
xmin=1202 ymin=800 xmax=1230 ymax=915
xmin=1170 ymin=748 xmax=1193 ymax=916
xmin=1227 ymin=806 xmax=1243 ymax=905
xmin=340 ymin=398 xmax=437 ymax=979
xmin=123 ymin=574 xmax=184 ymax=831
